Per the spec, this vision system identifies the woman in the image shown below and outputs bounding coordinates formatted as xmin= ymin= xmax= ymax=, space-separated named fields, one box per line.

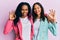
xmin=3 ymin=2 xmax=56 ymax=40
xmin=3 ymin=2 xmax=34 ymax=40
xmin=32 ymin=2 xmax=56 ymax=40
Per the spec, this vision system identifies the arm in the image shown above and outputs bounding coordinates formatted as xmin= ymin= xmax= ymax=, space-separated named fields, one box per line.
xmin=3 ymin=20 xmax=14 ymax=35
xmin=48 ymin=22 xmax=57 ymax=36
xmin=3 ymin=10 xmax=16 ymax=35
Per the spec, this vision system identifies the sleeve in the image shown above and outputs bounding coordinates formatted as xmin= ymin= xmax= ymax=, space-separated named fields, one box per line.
xmin=48 ymin=22 xmax=57 ymax=36
xmin=3 ymin=19 xmax=14 ymax=35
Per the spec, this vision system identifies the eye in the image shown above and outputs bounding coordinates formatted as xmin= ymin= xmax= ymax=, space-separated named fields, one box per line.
xmin=25 ymin=9 xmax=28 ymax=11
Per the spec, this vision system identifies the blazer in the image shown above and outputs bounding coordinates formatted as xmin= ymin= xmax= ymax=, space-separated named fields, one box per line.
xmin=36 ymin=18 xmax=56 ymax=40
xmin=3 ymin=17 xmax=34 ymax=40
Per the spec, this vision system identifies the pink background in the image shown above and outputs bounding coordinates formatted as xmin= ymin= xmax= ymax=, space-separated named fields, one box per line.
xmin=0 ymin=0 xmax=60 ymax=40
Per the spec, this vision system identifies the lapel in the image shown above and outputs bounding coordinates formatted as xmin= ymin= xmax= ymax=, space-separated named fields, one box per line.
xmin=17 ymin=20 xmax=22 ymax=39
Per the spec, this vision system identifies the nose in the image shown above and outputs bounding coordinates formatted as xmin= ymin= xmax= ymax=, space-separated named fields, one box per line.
xmin=36 ymin=9 xmax=38 ymax=13
xmin=24 ymin=10 xmax=26 ymax=13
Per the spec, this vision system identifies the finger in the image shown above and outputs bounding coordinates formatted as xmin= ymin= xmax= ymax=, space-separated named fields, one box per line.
xmin=49 ymin=9 xmax=53 ymax=12
xmin=52 ymin=10 xmax=55 ymax=16
xmin=12 ymin=10 xmax=15 ymax=14
xmin=52 ymin=9 xmax=55 ymax=14
xmin=51 ymin=9 xmax=53 ymax=12
xmin=49 ymin=9 xmax=54 ymax=13
xmin=9 ymin=11 xmax=12 ymax=15
xmin=49 ymin=9 xmax=51 ymax=12
xmin=9 ymin=10 xmax=14 ymax=16
xmin=50 ymin=9 xmax=55 ymax=15
xmin=9 ymin=11 xmax=13 ymax=14
xmin=53 ymin=10 xmax=55 ymax=14
xmin=49 ymin=9 xmax=52 ymax=15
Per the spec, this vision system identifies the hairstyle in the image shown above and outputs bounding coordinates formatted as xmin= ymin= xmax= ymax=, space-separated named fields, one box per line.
xmin=14 ymin=2 xmax=31 ymax=25
xmin=32 ymin=2 xmax=45 ymax=23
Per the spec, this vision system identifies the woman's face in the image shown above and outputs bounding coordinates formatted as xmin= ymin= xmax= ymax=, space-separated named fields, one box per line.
xmin=34 ymin=4 xmax=41 ymax=15
xmin=21 ymin=5 xmax=28 ymax=17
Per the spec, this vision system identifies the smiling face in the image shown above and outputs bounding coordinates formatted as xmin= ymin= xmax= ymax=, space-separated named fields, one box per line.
xmin=21 ymin=5 xmax=28 ymax=18
xmin=32 ymin=2 xmax=45 ymax=22
xmin=34 ymin=4 xmax=41 ymax=16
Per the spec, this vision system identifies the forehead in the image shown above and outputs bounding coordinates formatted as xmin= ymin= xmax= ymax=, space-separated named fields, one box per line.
xmin=22 ymin=5 xmax=28 ymax=9
xmin=34 ymin=4 xmax=40 ymax=8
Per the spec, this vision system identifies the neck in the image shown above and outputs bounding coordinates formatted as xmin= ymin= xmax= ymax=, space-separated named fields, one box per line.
xmin=21 ymin=16 xmax=27 ymax=18
xmin=37 ymin=15 xmax=40 ymax=19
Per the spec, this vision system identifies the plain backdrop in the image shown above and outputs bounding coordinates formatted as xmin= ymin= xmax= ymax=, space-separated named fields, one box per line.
xmin=0 ymin=0 xmax=60 ymax=40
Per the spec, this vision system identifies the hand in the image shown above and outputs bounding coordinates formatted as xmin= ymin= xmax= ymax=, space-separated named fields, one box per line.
xmin=9 ymin=10 xmax=16 ymax=20
xmin=48 ymin=9 xmax=56 ymax=22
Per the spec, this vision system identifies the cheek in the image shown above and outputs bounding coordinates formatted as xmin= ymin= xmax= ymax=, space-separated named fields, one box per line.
xmin=26 ymin=11 xmax=28 ymax=14
xmin=34 ymin=9 xmax=37 ymax=13
xmin=23 ymin=11 xmax=28 ymax=15
xmin=34 ymin=10 xmax=36 ymax=13
xmin=21 ymin=10 xmax=24 ymax=13
xmin=38 ymin=9 xmax=41 ymax=14
xmin=24 ymin=11 xmax=28 ymax=15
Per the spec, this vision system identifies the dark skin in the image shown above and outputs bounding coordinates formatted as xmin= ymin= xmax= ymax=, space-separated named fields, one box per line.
xmin=21 ymin=5 xmax=28 ymax=18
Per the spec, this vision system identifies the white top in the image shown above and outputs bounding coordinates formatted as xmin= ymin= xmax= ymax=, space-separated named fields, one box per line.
xmin=20 ymin=17 xmax=31 ymax=40
xmin=34 ymin=19 xmax=40 ymax=37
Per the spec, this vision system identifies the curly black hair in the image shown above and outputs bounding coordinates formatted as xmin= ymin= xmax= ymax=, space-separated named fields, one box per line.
xmin=14 ymin=2 xmax=31 ymax=25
